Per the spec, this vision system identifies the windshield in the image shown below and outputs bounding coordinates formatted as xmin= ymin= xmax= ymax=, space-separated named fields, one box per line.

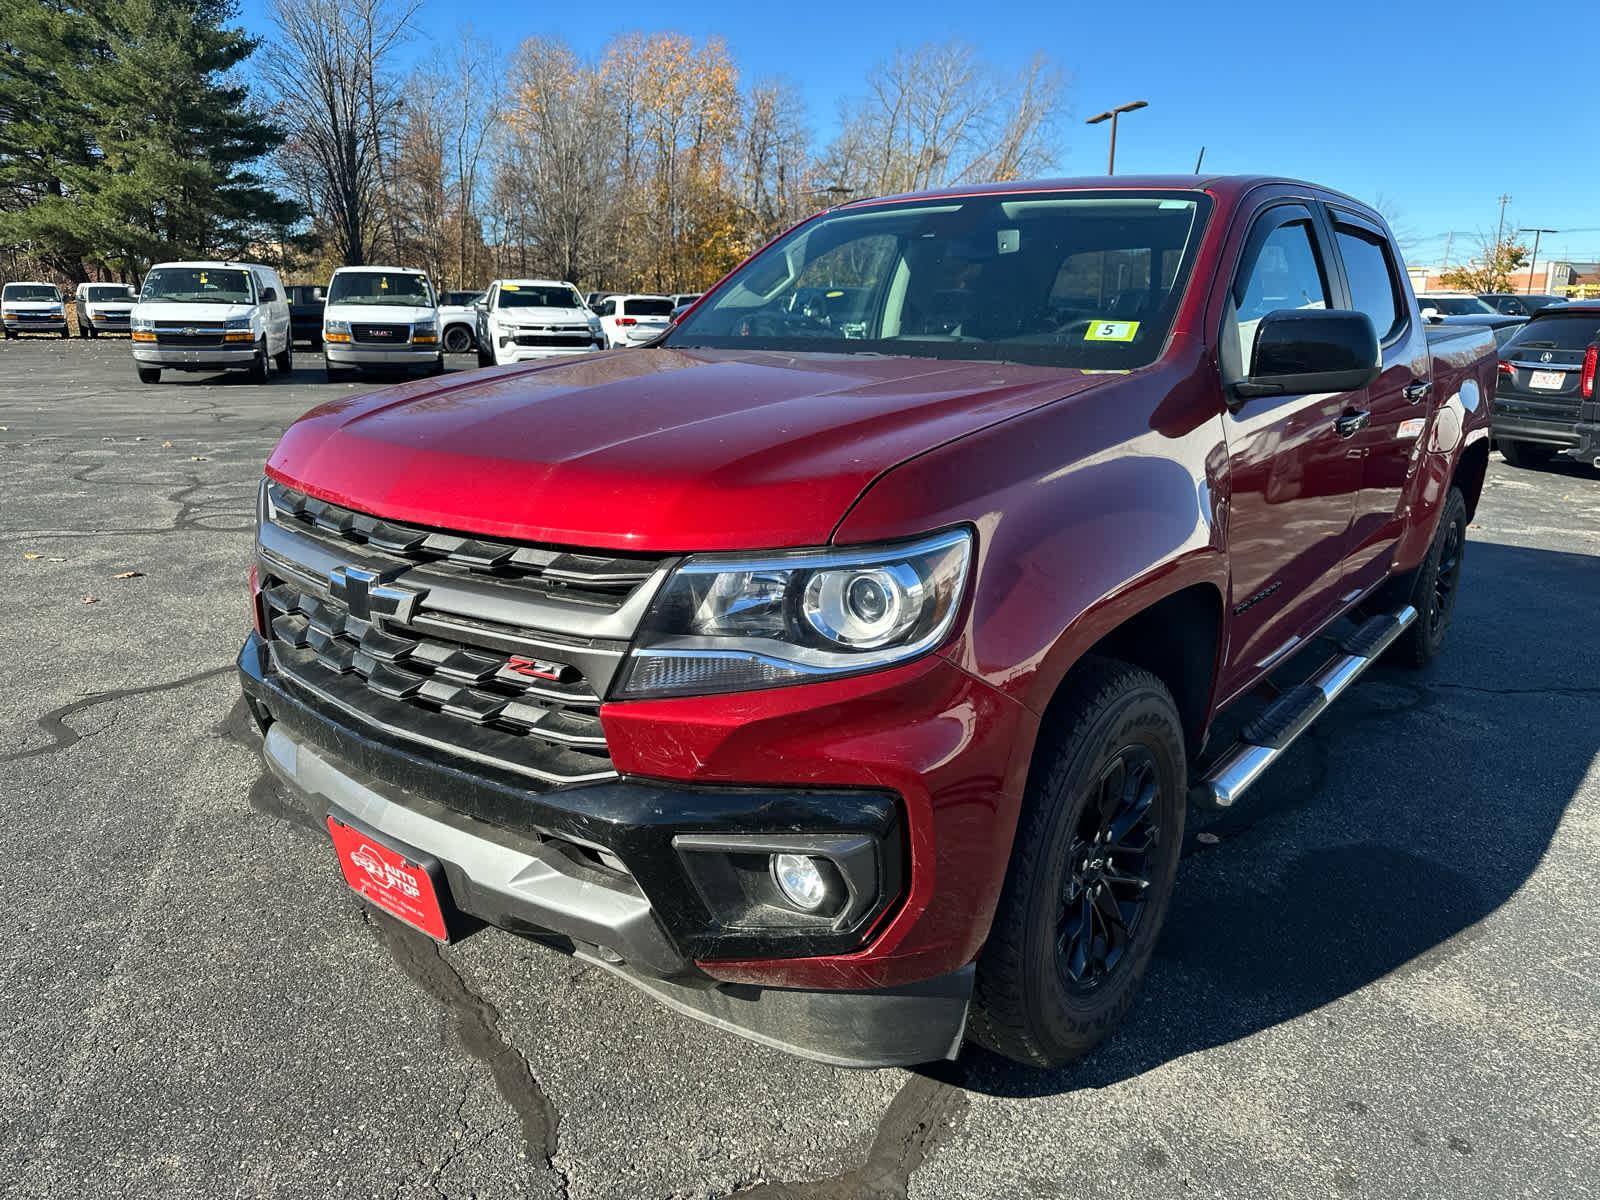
xmin=1421 ymin=296 xmax=1496 ymax=315
xmin=327 ymin=272 xmax=433 ymax=307
xmin=497 ymin=285 xmax=584 ymax=309
xmin=142 ymin=267 xmax=253 ymax=305
xmin=444 ymin=291 xmax=483 ymax=306
xmin=3 ymin=284 xmax=61 ymax=302
xmin=1502 ymin=313 xmax=1600 ymax=354
xmin=84 ymin=285 xmax=133 ymax=302
xmin=667 ymin=191 xmax=1210 ymax=369
xmin=623 ymin=297 xmax=674 ymax=317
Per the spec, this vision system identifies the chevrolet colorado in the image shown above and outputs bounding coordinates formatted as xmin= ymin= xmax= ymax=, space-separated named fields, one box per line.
xmin=238 ymin=176 xmax=1496 ymax=1068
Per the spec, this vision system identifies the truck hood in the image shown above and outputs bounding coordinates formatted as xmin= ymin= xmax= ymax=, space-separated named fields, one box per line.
xmin=4 ymin=299 xmax=64 ymax=312
xmin=325 ymin=303 xmax=436 ymax=324
xmin=490 ymin=306 xmax=591 ymax=327
xmin=266 ymin=348 xmax=1112 ymax=551
xmin=133 ymin=301 xmax=254 ymax=323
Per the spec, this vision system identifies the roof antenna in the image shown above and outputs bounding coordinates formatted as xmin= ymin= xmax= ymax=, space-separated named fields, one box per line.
xmin=1193 ymin=146 xmax=1206 ymax=174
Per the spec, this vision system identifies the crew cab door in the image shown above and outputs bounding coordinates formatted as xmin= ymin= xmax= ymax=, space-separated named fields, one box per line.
xmin=1218 ymin=203 xmax=1365 ymax=697
xmin=1324 ymin=210 xmax=1434 ymax=596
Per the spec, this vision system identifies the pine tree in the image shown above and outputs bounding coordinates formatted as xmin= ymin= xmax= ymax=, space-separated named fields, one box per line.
xmin=0 ymin=0 xmax=298 ymax=279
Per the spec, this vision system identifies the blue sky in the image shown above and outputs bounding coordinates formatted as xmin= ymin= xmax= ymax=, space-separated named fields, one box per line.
xmin=238 ymin=0 xmax=1600 ymax=266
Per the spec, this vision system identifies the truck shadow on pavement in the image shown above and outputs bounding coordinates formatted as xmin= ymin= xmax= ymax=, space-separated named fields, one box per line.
xmin=948 ymin=537 xmax=1599 ymax=1100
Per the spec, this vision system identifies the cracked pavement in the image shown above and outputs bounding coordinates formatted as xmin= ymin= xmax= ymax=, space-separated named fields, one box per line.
xmin=2 ymin=338 xmax=1597 ymax=1199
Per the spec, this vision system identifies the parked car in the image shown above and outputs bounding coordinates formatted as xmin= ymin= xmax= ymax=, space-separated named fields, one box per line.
xmin=1490 ymin=300 xmax=1600 ymax=468
xmin=474 ymin=279 xmax=602 ymax=366
xmin=74 ymin=283 xmax=137 ymax=337
xmin=130 ymin=261 xmax=291 ymax=383
xmin=239 ymin=175 xmax=1494 ymax=1069
xmin=594 ymin=294 xmax=674 ymax=347
xmin=1480 ymin=292 xmax=1566 ymax=317
xmin=670 ymin=293 xmax=701 ymax=309
xmin=1 ymin=281 xmax=69 ymax=338
xmin=321 ymin=266 xmax=443 ymax=382
xmin=438 ymin=290 xmax=485 ymax=354
xmin=585 ymin=291 xmax=615 ymax=309
xmin=284 ymin=285 xmax=326 ymax=348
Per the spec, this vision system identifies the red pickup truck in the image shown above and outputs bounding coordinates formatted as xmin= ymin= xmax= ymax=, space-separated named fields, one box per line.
xmin=239 ymin=176 xmax=1495 ymax=1068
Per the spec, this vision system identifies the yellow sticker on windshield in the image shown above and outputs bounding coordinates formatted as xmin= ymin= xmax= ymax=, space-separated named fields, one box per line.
xmin=1085 ymin=320 xmax=1139 ymax=342
xmin=502 ymin=283 xmax=519 ymax=291
xmin=380 ymin=277 xmax=389 ymax=289
xmin=826 ymin=290 xmax=844 ymax=298
xmin=199 ymin=273 xmax=208 ymax=284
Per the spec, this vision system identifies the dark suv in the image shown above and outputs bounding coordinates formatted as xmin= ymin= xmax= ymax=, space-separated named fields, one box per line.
xmin=1481 ymin=293 xmax=1567 ymax=317
xmin=1492 ymin=302 xmax=1600 ymax=467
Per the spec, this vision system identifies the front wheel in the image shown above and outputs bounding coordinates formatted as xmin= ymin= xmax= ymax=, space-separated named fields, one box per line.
xmin=1391 ymin=487 xmax=1467 ymax=668
xmin=136 ymin=366 xmax=161 ymax=384
xmin=274 ymin=339 xmax=293 ymax=374
xmin=443 ymin=325 xmax=472 ymax=354
xmin=247 ymin=342 xmax=269 ymax=383
xmin=970 ymin=658 xmax=1186 ymax=1067
xmin=60 ymin=326 xmax=71 ymax=339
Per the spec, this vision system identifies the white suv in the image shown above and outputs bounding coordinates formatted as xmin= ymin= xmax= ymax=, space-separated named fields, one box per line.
xmin=322 ymin=266 xmax=444 ymax=381
xmin=594 ymin=294 xmax=675 ymax=348
xmin=474 ymin=280 xmax=603 ymax=367
xmin=131 ymin=262 xmax=292 ymax=384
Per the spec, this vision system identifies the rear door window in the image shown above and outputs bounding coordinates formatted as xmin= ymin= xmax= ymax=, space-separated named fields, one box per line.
xmin=1334 ymin=225 xmax=1403 ymax=342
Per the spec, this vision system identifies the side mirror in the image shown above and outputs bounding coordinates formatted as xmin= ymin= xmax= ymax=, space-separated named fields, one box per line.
xmin=1420 ymin=306 xmax=1440 ymax=322
xmin=259 ymin=287 xmax=278 ymax=303
xmin=1233 ymin=309 xmax=1380 ymax=400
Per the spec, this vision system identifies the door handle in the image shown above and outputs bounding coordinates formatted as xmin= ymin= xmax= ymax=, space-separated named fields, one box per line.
xmin=1334 ymin=410 xmax=1371 ymax=438
xmin=1403 ymin=380 xmax=1432 ymax=404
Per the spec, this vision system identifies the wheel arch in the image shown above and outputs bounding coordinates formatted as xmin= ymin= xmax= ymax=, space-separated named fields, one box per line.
xmin=1452 ymin=436 xmax=1491 ymax=521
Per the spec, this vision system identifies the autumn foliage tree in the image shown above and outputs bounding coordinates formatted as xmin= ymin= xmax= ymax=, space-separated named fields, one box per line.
xmin=1437 ymin=238 xmax=1531 ymax=294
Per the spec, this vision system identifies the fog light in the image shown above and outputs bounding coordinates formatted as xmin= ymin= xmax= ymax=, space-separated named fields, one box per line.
xmin=772 ymin=853 xmax=828 ymax=911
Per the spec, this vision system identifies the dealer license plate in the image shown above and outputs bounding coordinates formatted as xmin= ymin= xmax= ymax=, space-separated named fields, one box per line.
xmin=327 ymin=815 xmax=449 ymax=940
xmin=1528 ymin=370 xmax=1566 ymax=390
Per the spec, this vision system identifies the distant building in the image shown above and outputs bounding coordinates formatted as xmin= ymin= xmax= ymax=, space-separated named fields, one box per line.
xmin=1407 ymin=259 xmax=1600 ymax=297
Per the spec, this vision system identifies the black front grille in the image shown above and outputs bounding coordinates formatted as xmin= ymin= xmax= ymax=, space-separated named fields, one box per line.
xmin=257 ymin=483 xmax=673 ymax=787
xmin=513 ymin=333 xmax=594 ymax=348
xmin=155 ymin=332 xmax=226 ymax=347
xmin=352 ymin=322 xmax=409 ymax=344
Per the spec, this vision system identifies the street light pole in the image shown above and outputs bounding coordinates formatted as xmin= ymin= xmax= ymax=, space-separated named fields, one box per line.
xmin=1519 ymin=227 xmax=1558 ymax=293
xmin=1086 ymin=100 xmax=1149 ymax=175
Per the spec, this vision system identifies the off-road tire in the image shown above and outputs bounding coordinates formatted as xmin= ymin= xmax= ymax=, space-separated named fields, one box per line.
xmin=1498 ymin=440 xmax=1555 ymax=469
xmin=136 ymin=367 xmax=161 ymax=384
xmin=969 ymin=657 xmax=1186 ymax=1067
xmin=1391 ymin=486 xmax=1467 ymax=668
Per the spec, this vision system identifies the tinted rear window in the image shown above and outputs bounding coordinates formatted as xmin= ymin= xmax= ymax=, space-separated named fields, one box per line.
xmin=623 ymin=298 xmax=674 ymax=317
xmin=1503 ymin=314 xmax=1600 ymax=354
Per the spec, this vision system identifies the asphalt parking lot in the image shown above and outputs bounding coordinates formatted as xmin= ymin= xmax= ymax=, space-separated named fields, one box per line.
xmin=2 ymin=336 xmax=1597 ymax=1200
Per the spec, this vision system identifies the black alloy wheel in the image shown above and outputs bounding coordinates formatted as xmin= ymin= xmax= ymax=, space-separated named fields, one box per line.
xmin=1057 ymin=746 xmax=1161 ymax=992
xmin=1429 ymin=512 xmax=1462 ymax=641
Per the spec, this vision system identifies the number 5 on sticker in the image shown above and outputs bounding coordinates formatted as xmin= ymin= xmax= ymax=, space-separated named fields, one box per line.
xmin=1085 ymin=320 xmax=1139 ymax=342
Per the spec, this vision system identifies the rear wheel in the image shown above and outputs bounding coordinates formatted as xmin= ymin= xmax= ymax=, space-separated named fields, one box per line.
xmin=1392 ymin=487 xmax=1467 ymax=668
xmin=1498 ymin=439 xmax=1556 ymax=469
xmin=136 ymin=366 xmax=161 ymax=384
xmin=970 ymin=658 xmax=1186 ymax=1067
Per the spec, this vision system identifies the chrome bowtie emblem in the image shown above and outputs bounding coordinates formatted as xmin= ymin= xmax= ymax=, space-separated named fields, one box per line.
xmin=328 ymin=565 xmax=425 ymax=626
xmin=183 ymin=327 xmax=198 ymax=336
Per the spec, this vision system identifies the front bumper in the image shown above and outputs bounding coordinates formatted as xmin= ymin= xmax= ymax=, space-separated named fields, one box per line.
xmin=86 ymin=311 xmax=132 ymax=330
xmin=3 ymin=315 xmax=67 ymax=332
xmin=496 ymin=344 xmax=600 ymax=363
xmin=326 ymin=343 xmax=439 ymax=366
xmin=133 ymin=344 xmax=256 ymax=368
xmin=238 ymin=636 xmax=972 ymax=1066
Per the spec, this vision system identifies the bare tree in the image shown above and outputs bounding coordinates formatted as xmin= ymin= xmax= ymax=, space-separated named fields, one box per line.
xmin=265 ymin=0 xmax=418 ymax=266
xmin=979 ymin=53 xmax=1065 ymax=182
xmin=738 ymin=79 xmax=814 ymax=247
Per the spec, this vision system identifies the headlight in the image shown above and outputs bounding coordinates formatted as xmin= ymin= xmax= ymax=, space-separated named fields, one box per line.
xmin=614 ymin=528 xmax=972 ymax=699
xmin=324 ymin=319 xmax=351 ymax=334
xmin=225 ymin=316 xmax=252 ymax=330
xmin=132 ymin=316 xmax=155 ymax=332
xmin=413 ymin=319 xmax=437 ymax=334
